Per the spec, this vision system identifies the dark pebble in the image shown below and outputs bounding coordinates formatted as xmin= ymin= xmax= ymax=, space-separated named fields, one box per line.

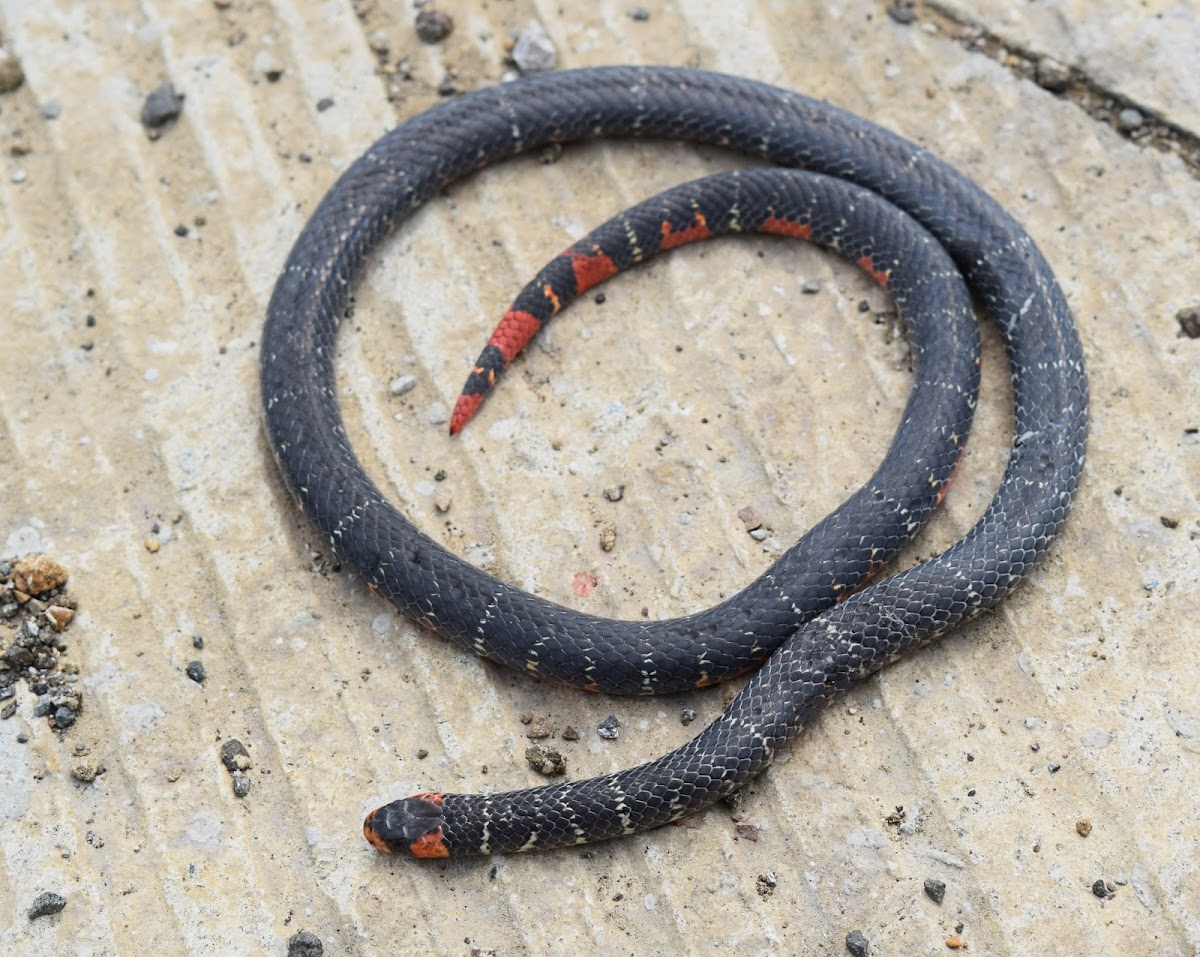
xmin=140 ymin=83 xmax=185 ymax=129
xmin=525 ymin=743 xmax=567 ymax=776
xmin=680 ymin=708 xmax=696 ymax=725
xmin=597 ymin=714 xmax=620 ymax=739
xmin=28 ymin=891 xmax=67 ymax=920
xmin=1092 ymin=878 xmax=1108 ymax=898
xmin=594 ymin=292 xmax=606 ymax=304
xmin=415 ymin=9 xmax=454 ymax=44
xmin=287 ymin=929 xmax=324 ymax=957
xmin=1049 ymin=762 xmax=1061 ymax=773
xmin=174 ymin=224 xmax=189 ymax=237
xmin=629 ymin=6 xmax=650 ymax=19
xmin=561 ymin=726 xmax=579 ymax=741
xmin=1178 ymin=306 xmax=1200 ymax=338
xmin=886 ymin=0 xmax=916 ymax=24
xmin=1035 ymin=56 xmax=1072 ymax=92
xmin=34 ymin=694 xmax=53 ymax=717
xmin=41 ymin=100 xmax=61 ymax=120
xmin=436 ymin=75 xmax=457 ymax=97
xmin=53 ymin=707 xmax=76 ymax=729
xmin=845 ymin=929 xmax=870 ymax=956
xmin=316 ymin=97 xmax=334 ymax=112
xmin=219 ymin=737 xmax=251 ymax=772
xmin=192 ymin=634 xmax=204 ymax=649
xmin=231 ymin=772 xmax=252 ymax=797
xmin=602 ymin=485 xmax=625 ymax=502
xmin=1161 ymin=516 xmax=1179 ymax=529
xmin=186 ymin=660 xmax=206 ymax=684
xmin=857 ymin=299 xmax=870 ymax=313
xmin=924 ymin=877 xmax=946 ymax=904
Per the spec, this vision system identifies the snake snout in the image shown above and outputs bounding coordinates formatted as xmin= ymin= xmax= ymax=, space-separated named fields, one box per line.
xmin=363 ymin=793 xmax=450 ymax=858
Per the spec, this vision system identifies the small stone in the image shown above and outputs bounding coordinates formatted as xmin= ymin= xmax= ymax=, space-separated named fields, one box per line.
xmin=735 ymin=816 xmax=766 ymax=840
xmin=44 ymin=606 xmax=74 ymax=631
xmin=602 ymin=485 xmax=625 ymax=502
xmin=737 ymin=506 xmax=764 ymax=532
xmin=436 ymin=74 xmax=457 ymax=97
xmin=141 ymin=83 xmax=185 ymax=130
xmin=28 ymin=891 xmax=67 ymax=920
xmin=511 ymin=20 xmax=557 ymax=74
xmin=1035 ymin=56 xmax=1071 ymax=92
xmin=680 ymin=708 xmax=696 ymax=725
xmin=755 ymin=872 xmax=777 ymax=897
xmin=629 ymin=6 xmax=650 ymax=20
xmin=9 ymin=555 xmax=69 ymax=595
xmin=802 ymin=279 xmax=821 ymax=294
xmin=186 ymin=661 xmax=206 ymax=684
xmin=316 ymin=97 xmax=334 ymax=112
xmin=219 ymin=738 xmax=252 ymax=772
xmin=597 ymin=714 xmax=620 ymax=739
xmin=389 ymin=373 xmax=417 ymax=396
xmin=525 ymin=743 xmax=566 ymax=776
xmin=886 ymin=0 xmax=916 ymax=25
xmin=192 ymin=634 xmax=204 ymax=649
xmin=34 ymin=694 xmax=54 ymax=717
xmin=1161 ymin=516 xmax=1179 ymax=529
xmin=174 ymin=224 xmax=189 ymax=237
xmin=53 ymin=707 xmax=76 ymax=729
xmin=427 ymin=402 xmax=449 ymax=426
xmin=415 ymin=9 xmax=454 ymax=44
xmin=1117 ymin=107 xmax=1144 ymax=132
xmin=1177 ymin=306 xmax=1200 ymax=339
xmin=1076 ymin=819 xmax=1093 ymax=837
xmin=519 ymin=711 xmax=534 ymax=725
xmin=144 ymin=537 xmax=160 ymax=553
xmin=924 ymin=877 xmax=946 ymax=904
xmin=526 ymin=720 xmax=551 ymax=739
xmin=0 ymin=48 xmax=25 ymax=93
xmin=845 ymin=929 xmax=870 ymax=956
xmin=599 ymin=523 xmax=617 ymax=552
xmin=71 ymin=761 xmax=100 ymax=783
xmin=231 ymin=772 xmax=252 ymax=797
xmin=561 ymin=726 xmax=579 ymax=741
xmin=946 ymin=935 xmax=964 ymax=950
xmin=368 ymin=30 xmax=390 ymax=55
xmin=749 ymin=528 xmax=769 ymax=541
xmin=416 ymin=748 xmax=429 ymax=759
xmin=1092 ymin=878 xmax=1108 ymax=898
xmin=287 ymin=930 xmax=324 ymax=957
xmin=434 ymin=494 xmax=452 ymax=514
xmin=41 ymin=100 xmax=61 ymax=120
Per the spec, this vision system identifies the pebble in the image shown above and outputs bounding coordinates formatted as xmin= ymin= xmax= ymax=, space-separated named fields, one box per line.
xmin=1092 ymin=878 xmax=1109 ymax=898
xmin=924 ymin=877 xmax=946 ymax=904
xmin=603 ymin=484 xmax=625 ymax=502
xmin=1076 ymin=819 xmax=1092 ymax=837
xmin=512 ymin=20 xmax=557 ymax=74
xmin=599 ymin=523 xmax=617 ymax=552
xmin=755 ymin=872 xmax=777 ymax=897
xmin=0 ymin=47 xmax=25 ymax=93
xmin=28 ymin=891 xmax=67 ymax=920
xmin=845 ymin=929 xmax=870 ymax=956
xmin=1177 ymin=306 xmax=1200 ymax=338
xmin=680 ymin=708 xmax=696 ymax=725
xmin=71 ymin=761 xmax=100 ymax=783
xmin=526 ymin=720 xmax=551 ymax=739
xmin=801 ymin=279 xmax=821 ymax=294
xmin=1035 ymin=56 xmax=1071 ymax=92
xmin=561 ymin=726 xmax=579 ymax=741
xmin=9 ymin=554 xmax=69 ymax=595
xmin=629 ymin=6 xmax=650 ymax=19
xmin=427 ymin=402 xmax=449 ymax=426
xmin=389 ymin=373 xmax=417 ymax=396
xmin=219 ymin=738 xmax=252 ymax=772
xmin=231 ymin=772 xmax=252 ymax=797
xmin=288 ymin=930 xmax=324 ymax=957
xmin=186 ymin=661 xmax=206 ymax=684
xmin=41 ymin=100 xmax=61 ymax=120
xmin=141 ymin=83 xmax=185 ymax=130
xmin=415 ymin=9 xmax=454 ymax=44
xmin=597 ymin=714 xmax=620 ymax=739
xmin=734 ymin=816 xmax=765 ymax=840
xmin=737 ymin=506 xmax=764 ymax=532
xmin=946 ymin=935 xmax=965 ymax=949
xmin=886 ymin=0 xmax=917 ymax=25
xmin=525 ymin=743 xmax=566 ymax=776
xmin=53 ymin=706 xmax=76 ymax=729
xmin=749 ymin=528 xmax=769 ymax=542
xmin=45 ymin=606 xmax=74 ymax=630
xmin=1117 ymin=107 xmax=1144 ymax=132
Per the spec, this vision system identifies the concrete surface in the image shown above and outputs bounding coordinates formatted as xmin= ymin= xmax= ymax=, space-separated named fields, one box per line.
xmin=1 ymin=1 xmax=1198 ymax=955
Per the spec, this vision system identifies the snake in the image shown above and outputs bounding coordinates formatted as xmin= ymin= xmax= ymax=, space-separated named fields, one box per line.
xmin=259 ymin=67 xmax=1088 ymax=858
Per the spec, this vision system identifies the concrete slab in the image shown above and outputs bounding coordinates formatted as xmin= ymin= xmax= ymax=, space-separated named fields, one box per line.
xmin=1 ymin=1 xmax=1197 ymax=955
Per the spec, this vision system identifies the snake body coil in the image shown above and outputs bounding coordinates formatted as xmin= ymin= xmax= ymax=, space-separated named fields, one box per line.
xmin=260 ymin=67 xmax=1088 ymax=857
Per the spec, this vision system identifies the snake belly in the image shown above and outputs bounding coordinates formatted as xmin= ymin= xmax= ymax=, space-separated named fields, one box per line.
xmin=259 ymin=67 xmax=1088 ymax=857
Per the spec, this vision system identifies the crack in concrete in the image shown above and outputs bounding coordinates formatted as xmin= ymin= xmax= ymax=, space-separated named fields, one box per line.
xmin=922 ymin=1 xmax=1200 ymax=178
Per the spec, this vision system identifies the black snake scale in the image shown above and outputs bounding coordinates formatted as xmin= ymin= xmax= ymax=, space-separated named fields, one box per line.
xmin=260 ymin=67 xmax=1088 ymax=857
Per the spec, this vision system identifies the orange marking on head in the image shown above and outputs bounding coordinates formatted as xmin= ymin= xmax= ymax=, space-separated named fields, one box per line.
xmin=542 ymin=283 xmax=562 ymax=314
xmin=410 ymin=791 xmax=446 ymax=807
xmin=488 ymin=309 xmax=541 ymax=363
xmin=694 ymin=674 xmax=714 ymax=688
xmin=570 ymin=248 xmax=619 ymax=293
xmin=759 ymin=215 xmax=813 ymax=240
xmin=660 ymin=212 xmax=711 ymax=250
xmin=857 ymin=255 xmax=891 ymax=289
xmin=581 ymin=681 xmax=600 ymax=693
xmin=410 ymin=828 xmax=451 ymax=859
xmin=363 ymin=812 xmax=393 ymax=853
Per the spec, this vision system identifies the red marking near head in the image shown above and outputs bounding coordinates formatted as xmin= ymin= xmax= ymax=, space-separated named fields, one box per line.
xmin=570 ymin=248 xmax=618 ymax=293
xmin=410 ymin=827 xmax=451 ymax=859
xmin=488 ymin=309 xmax=541 ymax=363
xmin=410 ymin=791 xmax=446 ymax=806
xmin=450 ymin=393 xmax=485 ymax=435
xmin=759 ymin=215 xmax=813 ymax=240
xmin=857 ymin=255 xmax=891 ymax=289
xmin=660 ymin=212 xmax=711 ymax=250
xmin=363 ymin=811 xmax=393 ymax=853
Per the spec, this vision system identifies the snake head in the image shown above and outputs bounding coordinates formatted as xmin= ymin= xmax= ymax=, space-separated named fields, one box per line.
xmin=363 ymin=792 xmax=450 ymax=858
